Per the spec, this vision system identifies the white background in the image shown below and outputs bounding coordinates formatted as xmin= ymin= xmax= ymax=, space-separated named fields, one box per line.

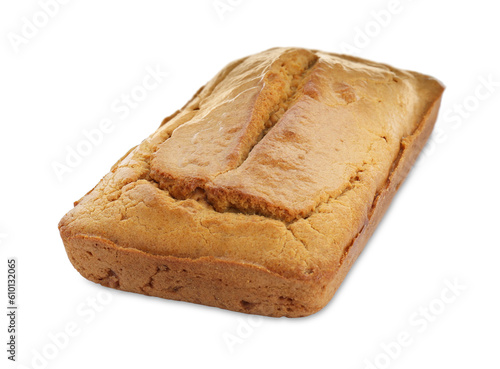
xmin=1 ymin=0 xmax=499 ymax=368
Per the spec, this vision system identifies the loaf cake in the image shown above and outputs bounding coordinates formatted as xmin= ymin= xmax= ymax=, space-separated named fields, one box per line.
xmin=59 ymin=47 xmax=444 ymax=317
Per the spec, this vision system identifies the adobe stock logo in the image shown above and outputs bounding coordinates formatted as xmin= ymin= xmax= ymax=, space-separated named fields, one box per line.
xmin=14 ymin=291 xmax=113 ymax=369
xmin=441 ymin=75 xmax=499 ymax=129
xmin=339 ymin=0 xmax=414 ymax=55
xmin=362 ymin=278 xmax=466 ymax=369
xmin=222 ymin=315 xmax=263 ymax=353
xmin=423 ymin=74 xmax=499 ymax=158
xmin=212 ymin=0 xmax=244 ymax=21
xmin=7 ymin=0 xmax=71 ymax=54
xmin=51 ymin=64 xmax=168 ymax=182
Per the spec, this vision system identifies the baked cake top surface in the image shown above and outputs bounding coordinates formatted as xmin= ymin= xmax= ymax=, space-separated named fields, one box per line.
xmin=59 ymin=48 xmax=444 ymax=278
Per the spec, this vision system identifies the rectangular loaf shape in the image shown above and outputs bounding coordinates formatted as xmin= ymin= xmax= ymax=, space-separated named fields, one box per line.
xmin=59 ymin=47 xmax=444 ymax=317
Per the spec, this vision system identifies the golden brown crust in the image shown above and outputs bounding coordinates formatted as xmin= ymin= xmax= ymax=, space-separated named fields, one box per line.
xmin=59 ymin=47 xmax=444 ymax=317
xmin=150 ymin=49 xmax=318 ymax=199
